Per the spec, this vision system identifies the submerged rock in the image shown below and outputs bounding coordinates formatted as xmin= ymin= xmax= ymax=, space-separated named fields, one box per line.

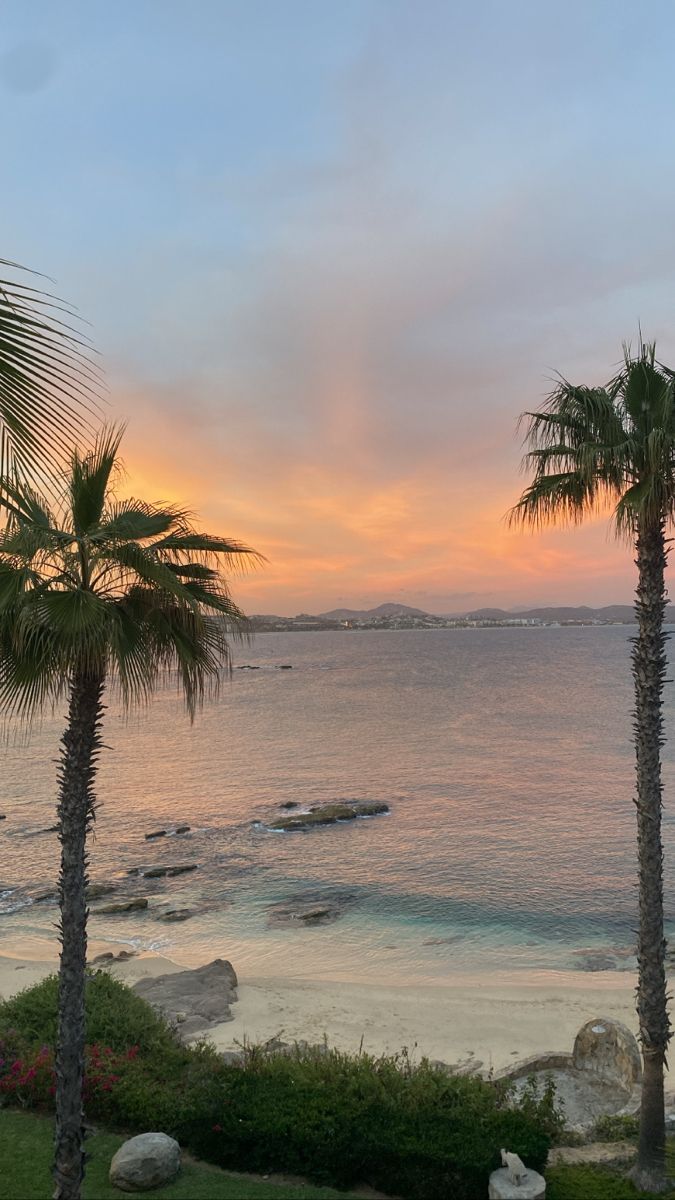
xmin=86 ymin=883 xmax=117 ymax=901
xmin=158 ymin=909 xmax=194 ymax=922
xmin=133 ymin=958 xmax=238 ymax=1036
xmin=266 ymin=890 xmax=357 ymax=928
xmin=94 ymin=898 xmax=148 ymax=915
xmin=91 ymin=949 xmax=138 ymax=966
xmin=142 ymin=864 xmax=198 ymax=879
xmin=279 ymin=801 xmax=299 ymax=810
xmin=175 ymin=824 xmax=191 ymax=834
xmin=144 ymin=830 xmax=167 ymax=841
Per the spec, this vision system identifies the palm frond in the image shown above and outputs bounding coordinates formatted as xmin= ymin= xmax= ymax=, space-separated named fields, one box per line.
xmin=0 ymin=260 xmax=104 ymax=492
xmin=70 ymin=425 xmax=124 ymax=535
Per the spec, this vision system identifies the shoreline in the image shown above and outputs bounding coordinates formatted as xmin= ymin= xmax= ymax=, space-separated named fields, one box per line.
xmin=0 ymin=943 xmax=661 ymax=1084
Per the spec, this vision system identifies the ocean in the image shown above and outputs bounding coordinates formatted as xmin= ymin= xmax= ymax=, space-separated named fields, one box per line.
xmin=2 ymin=626 xmax=674 ymax=985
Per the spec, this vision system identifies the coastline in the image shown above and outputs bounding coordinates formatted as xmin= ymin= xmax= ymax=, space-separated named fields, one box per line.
xmin=0 ymin=943 xmax=661 ymax=1083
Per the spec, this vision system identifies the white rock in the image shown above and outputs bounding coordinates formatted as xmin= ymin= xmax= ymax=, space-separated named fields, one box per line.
xmin=488 ymin=1165 xmax=546 ymax=1199
xmin=109 ymin=1132 xmax=181 ymax=1192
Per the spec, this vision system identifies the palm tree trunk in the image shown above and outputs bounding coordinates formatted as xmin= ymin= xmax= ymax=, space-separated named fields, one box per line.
xmin=631 ymin=518 xmax=672 ymax=1193
xmin=53 ymin=669 xmax=105 ymax=1200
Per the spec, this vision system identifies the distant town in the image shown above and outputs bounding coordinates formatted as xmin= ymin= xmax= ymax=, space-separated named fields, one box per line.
xmin=249 ymin=602 xmax=665 ymax=632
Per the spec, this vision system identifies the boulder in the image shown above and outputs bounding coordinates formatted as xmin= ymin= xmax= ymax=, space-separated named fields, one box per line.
xmin=95 ymin=898 xmax=148 ymax=915
xmin=572 ymin=1018 xmax=642 ymax=1091
xmin=488 ymin=1166 xmax=546 ymax=1199
xmin=144 ymin=830 xmax=167 ymax=841
xmin=133 ymin=959 xmax=238 ymax=1035
xmin=279 ymin=801 xmax=299 ymax=810
xmin=109 ymin=1132 xmax=180 ymax=1192
xmin=175 ymin=824 xmax=191 ymax=834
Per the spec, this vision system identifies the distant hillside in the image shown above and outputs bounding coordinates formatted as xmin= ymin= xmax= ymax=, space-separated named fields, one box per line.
xmin=465 ymin=605 xmax=675 ymax=623
xmin=318 ymin=602 xmax=430 ymax=620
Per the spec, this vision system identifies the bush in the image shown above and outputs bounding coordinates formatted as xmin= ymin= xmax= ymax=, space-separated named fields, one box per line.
xmin=0 ymin=970 xmax=176 ymax=1055
xmin=591 ymin=1113 xmax=639 ymax=1143
xmin=0 ymin=978 xmax=558 ymax=1200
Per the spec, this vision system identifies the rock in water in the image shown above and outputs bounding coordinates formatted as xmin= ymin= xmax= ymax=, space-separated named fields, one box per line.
xmin=133 ymin=959 xmax=238 ymax=1037
xmin=488 ymin=1165 xmax=546 ymax=1199
xmin=109 ymin=1132 xmax=180 ymax=1191
xmin=266 ymin=890 xmax=357 ymax=927
xmin=94 ymin=898 xmax=148 ymax=914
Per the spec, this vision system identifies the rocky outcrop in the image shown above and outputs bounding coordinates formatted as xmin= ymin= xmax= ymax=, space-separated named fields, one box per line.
xmin=266 ymin=890 xmax=357 ymax=927
xmin=133 ymin=959 xmax=238 ymax=1038
xmin=270 ymin=800 xmax=389 ymax=831
xmin=495 ymin=1018 xmax=642 ymax=1132
xmin=109 ymin=1132 xmax=180 ymax=1191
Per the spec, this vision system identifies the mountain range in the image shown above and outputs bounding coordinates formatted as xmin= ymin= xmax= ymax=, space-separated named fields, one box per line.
xmin=252 ymin=603 xmax=675 ymax=624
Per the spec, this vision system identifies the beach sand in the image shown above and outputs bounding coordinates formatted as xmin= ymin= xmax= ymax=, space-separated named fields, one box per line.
xmin=0 ymin=942 xmax=655 ymax=1081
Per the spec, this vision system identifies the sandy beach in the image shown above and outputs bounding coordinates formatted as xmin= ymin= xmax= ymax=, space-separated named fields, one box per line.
xmin=0 ymin=942 xmax=656 ymax=1082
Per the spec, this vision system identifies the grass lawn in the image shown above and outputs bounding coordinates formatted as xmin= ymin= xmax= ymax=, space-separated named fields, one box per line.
xmin=546 ymin=1142 xmax=675 ymax=1199
xmin=6 ymin=1107 xmax=675 ymax=1200
xmin=0 ymin=1110 xmax=364 ymax=1200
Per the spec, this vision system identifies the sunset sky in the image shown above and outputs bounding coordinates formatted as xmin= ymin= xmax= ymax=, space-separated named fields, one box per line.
xmin=3 ymin=1 xmax=675 ymax=614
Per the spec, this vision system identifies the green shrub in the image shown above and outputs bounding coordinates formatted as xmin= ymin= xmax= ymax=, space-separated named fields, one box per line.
xmin=0 ymin=971 xmax=176 ymax=1054
xmin=591 ymin=1113 xmax=640 ymax=1143
xmin=1 ymin=978 xmax=557 ymax=1200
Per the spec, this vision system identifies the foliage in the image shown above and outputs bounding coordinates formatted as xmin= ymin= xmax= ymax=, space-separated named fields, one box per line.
xmin=0 ymin=1108 xmax=358 ymax=1199
xmin=0 ymin=426 xmax=262 ymax=721
xmin=0 ymin=971 xmax=177 ymax=1055
xmin=0 ymin=978 xmax=557 ymax=1200
xmin=592 ymin=1113 xmax=640 ymax=1143
xmin=510 ymin=339 xmax=675 ymax=538
xmin=503 ymin=1072 xmax=567 ymax=1144
xmin=0 ymin=259 xmax=102 ymax=494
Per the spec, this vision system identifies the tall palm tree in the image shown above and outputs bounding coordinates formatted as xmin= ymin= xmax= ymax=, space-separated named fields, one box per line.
xmin=0 ymin=428 xmax=261 ymax=1200
xmin=511 ymin=341 xmax=675 ymax=1193
xmin=0 ymin=260 xmax=100 ymax=488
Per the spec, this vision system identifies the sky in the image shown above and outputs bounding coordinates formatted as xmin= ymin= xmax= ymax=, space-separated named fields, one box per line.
xmin=3 ymin=1 xmax=675 ymax=615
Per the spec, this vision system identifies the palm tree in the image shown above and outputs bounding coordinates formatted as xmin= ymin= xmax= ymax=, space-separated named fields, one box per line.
xmin=0 ymin=428 xmax=261 ymax=1200
xmin=0 ymin=260 xmax=100 ymax=488
xmin=511 ymin=340 xmax=675 ymax=1193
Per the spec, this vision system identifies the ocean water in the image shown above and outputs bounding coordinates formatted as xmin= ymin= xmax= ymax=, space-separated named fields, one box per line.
xmin=2 ymin=626 xmax=675 ymax=985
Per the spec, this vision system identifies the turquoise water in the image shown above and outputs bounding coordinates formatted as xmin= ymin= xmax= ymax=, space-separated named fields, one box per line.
xmin=1 ymin=626 xmax=674 ymax=983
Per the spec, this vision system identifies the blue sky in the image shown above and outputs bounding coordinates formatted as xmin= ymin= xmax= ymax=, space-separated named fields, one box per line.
xmin=3 ymin=1 xmax=675 ymax=613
